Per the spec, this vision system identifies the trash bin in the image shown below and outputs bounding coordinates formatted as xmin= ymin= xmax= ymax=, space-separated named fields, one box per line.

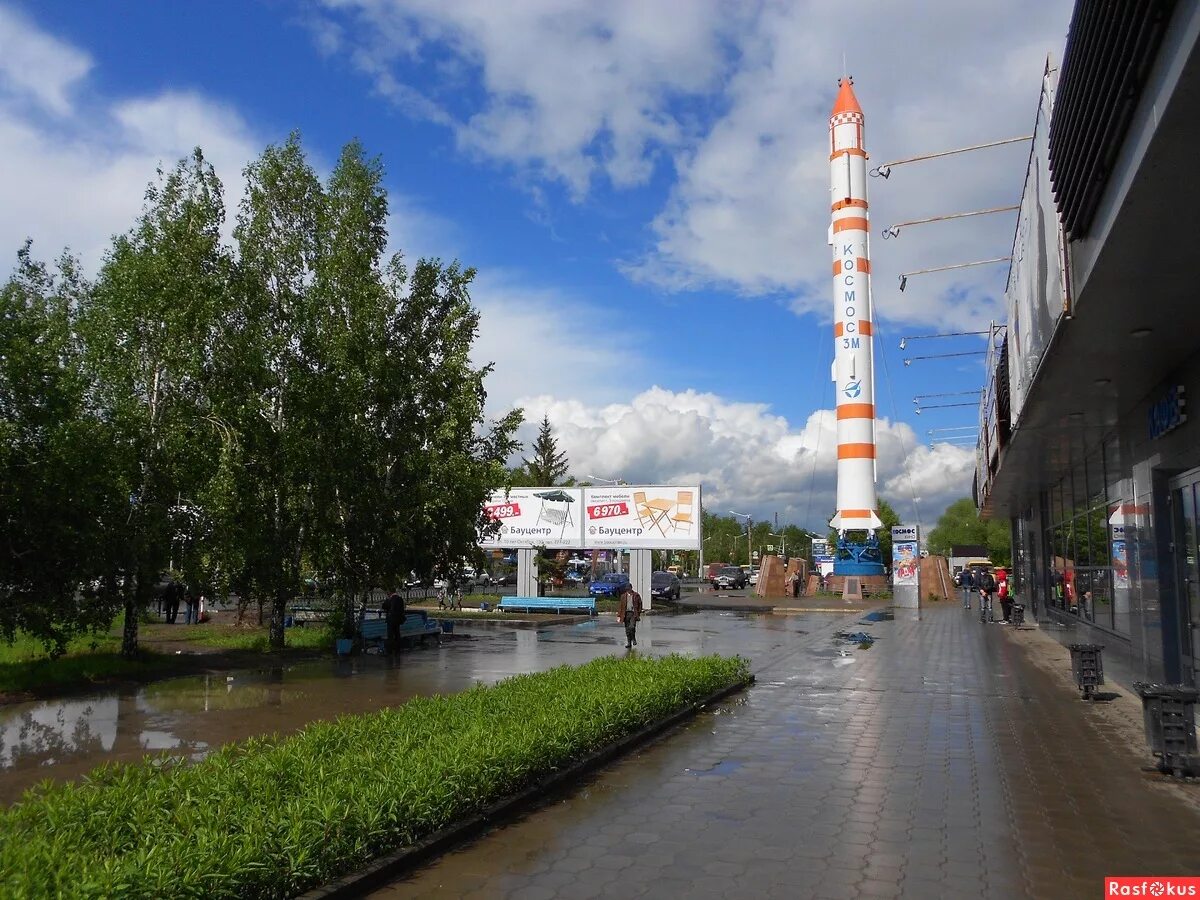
xmin=1133 ymin=682 xmax=1200 ymax=776
xmin=1068 ymin=643 xmax=1105 ymax=700
xmin=440 ymin=619 xmax=455 ymax=634
xmin=335 ymin=637 xmax=353 ymax=656
xmin=1010 ymin=603 xmax=1025 ymax=628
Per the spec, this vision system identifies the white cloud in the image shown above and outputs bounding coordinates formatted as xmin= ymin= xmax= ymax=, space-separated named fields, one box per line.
xmin=0 ymin=5 xmax=267 ymax=272
xmin=315 ymin=0 xmax=1073 ymax=328
xmin=470 ymin=270 xmax=649 ymax=413
xmin=510 ymin=386 xmax=974 ymax=530
xmin=312 ymin=0 xmax=739 ymax=197
xmin=0 ymin=5 xmax=92 ymax=115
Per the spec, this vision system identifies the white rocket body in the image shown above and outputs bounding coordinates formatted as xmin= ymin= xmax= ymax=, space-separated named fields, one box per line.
xmin=828 ymin=78 xmax=882 ymax=532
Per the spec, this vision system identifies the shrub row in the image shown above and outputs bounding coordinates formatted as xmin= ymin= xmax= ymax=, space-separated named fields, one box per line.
xmin=0 ymin=653 xmax=749 ymax=898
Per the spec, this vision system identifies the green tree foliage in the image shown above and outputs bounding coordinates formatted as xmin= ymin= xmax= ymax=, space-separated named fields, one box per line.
xmin=0 ymin=245 xmax=128 ymax=655
xmin=927 ymin=497 xmax=1012 ymax=565
xmin=520 ymin=414 xmax=570 ymax=485
xmin=84 ymin=150 xmax=234 ymax=658
xmin=0 ymin=136 xmax=521 ymax=656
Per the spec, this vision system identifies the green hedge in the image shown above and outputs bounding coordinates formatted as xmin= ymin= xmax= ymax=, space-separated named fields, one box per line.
xmin=0 ymin=653 xmax=749 ymax=898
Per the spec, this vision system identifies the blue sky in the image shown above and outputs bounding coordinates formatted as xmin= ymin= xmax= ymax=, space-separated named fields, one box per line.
xmin=0 ymin=0 xmax=1073 ymax=531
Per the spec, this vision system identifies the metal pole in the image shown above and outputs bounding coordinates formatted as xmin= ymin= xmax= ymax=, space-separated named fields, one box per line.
xmin=870 ymin=134 xmax=1032 ymax=178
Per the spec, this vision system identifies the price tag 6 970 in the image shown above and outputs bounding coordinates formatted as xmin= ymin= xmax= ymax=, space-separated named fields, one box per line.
xmin=587 ymin=502 xmax=629 ymax=520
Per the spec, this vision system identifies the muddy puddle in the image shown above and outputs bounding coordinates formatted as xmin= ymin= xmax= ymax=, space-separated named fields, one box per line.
xmin=0 ymin=613 xmax=741 ymax=806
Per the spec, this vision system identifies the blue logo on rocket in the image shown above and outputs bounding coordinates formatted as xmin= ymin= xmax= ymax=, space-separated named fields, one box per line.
xmin=843 ymin=380 xmax=862 ymax=399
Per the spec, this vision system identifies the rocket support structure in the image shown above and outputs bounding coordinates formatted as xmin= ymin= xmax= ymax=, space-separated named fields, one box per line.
xmin=828 ymin=77 xmax=883 ymax=536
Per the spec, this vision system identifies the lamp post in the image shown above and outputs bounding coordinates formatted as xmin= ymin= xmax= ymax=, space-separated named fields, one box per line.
xmin=769 ymin=532 xmax=786 ymax=559
xmin=730 ymin=511 xmax=752 ymax=570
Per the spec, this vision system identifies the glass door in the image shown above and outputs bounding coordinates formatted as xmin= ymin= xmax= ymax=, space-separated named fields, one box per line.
xmin=1170 ymin=472 xmax=1200 ymax=682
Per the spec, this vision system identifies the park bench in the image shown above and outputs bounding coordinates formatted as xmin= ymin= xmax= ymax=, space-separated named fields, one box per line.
xmin=358 ymin=610 xmax=443 ymax=648
xmin=494 ymin=597 xmax=597 ymax=615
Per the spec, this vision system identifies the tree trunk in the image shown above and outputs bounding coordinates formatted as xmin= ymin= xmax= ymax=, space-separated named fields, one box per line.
xmin=120 ymin=594 xmax=139 ymax=659
xmin=120 ymin=570 xmax=152 ymax=659
xmin=269 ymin=586 xmax=287 ymax=650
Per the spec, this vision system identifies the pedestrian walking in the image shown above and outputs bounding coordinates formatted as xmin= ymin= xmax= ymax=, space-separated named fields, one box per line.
xmin=979 ymin=568 xmax=997 ymax=623
xmin=184 ymin=586 xmax=200 ymax=625
xmin=789 ymin=570 xmax=801 ymax=599
xmin=164 ymin=579 xmax=182 ymax=624
xmin=962 ymin=568 xmax=976 ymax=610
xmin=382 ymin=589 xmax=406 ymax=654
xmin=617 ymin=584 xmax=643 ymax=649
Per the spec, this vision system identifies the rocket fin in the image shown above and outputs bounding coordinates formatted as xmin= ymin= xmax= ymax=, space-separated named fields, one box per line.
xmin=830 ymin=510 xmax=883 ymax=530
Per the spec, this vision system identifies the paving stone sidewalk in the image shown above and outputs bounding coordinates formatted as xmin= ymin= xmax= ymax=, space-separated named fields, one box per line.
xmin=373 ymin=604 xmax=1200 ymax=899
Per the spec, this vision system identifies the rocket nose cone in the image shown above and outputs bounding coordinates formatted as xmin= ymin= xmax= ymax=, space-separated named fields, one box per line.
xmin=831 ymin=78 xmax=862 ymax=117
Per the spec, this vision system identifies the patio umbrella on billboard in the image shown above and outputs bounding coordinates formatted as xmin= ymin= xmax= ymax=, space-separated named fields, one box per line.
xmin=534 ymin=490 xmax=575 ymax=539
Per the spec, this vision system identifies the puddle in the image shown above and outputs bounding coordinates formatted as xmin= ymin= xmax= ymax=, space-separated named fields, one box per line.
xmin=858 ymin=610 xmax=894 ymax=623
xmin=684 ymin=759 xmax=742 ymax=777
xmin=0 ymin=612 xmax=754 ymax=805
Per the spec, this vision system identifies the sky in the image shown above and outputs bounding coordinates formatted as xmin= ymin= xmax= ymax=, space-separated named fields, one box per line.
xmin=0 ymin=0 xmax=1074 ymax=533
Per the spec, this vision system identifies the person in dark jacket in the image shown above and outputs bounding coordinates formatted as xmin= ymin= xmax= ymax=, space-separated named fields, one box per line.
xmin=961 ymin=568 xmax=975 ymax=610
xmin=382 ymin=590 xmax=406 ymax=654
xmin=164 ymin=580 xmax=182 ymax=624
xmin=617 ymin=584 xmax=643 ymax=649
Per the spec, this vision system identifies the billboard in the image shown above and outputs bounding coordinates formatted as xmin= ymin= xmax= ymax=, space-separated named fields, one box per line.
xmin=582 ymin=486 xmax=702 ymax=550
xmin=479 ymin=485 xmax=702 ymax=550
xmin=1005 ymin=60 xmax=1068 ymax=428
xmin=479 ymin=488 xmax=583 ymax=548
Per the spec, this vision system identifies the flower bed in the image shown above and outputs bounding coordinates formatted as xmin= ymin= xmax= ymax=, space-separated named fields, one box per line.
xmin=0 ymin=653 xmax=749 ymax=898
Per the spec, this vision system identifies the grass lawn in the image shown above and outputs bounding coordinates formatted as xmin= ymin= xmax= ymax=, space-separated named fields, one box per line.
xmin=0 ymin=630 xmax=174 ymax=695
xmin=0 ymin=621 xmax=334 ymax=696
xmin=0 ymin=653 xmax=750 ymax=897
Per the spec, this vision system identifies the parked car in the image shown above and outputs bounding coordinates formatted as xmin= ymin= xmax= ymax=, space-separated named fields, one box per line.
xmin=713 ymin=566 xmax=748 ymax=590
xmin=706 ymin=562 xmax=729 ymax=584
xmin=651 ymin=571 xmax=681 ymax=603
xmin=588 ymin=572 xmax=631 ymax=598
xmin=748 ymin=567 xmax=761 ymax=586
xmin=494 ymin=570 xmax=517 ymax=586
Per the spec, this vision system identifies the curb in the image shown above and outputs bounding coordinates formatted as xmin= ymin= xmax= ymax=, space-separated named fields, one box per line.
xmin=299 ymin=674 xmax=755 ymax=899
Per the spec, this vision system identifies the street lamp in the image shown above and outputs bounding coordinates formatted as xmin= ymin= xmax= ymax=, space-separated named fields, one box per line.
xmin=769 ymin=532 xmax=786 ymax=558
xmin=730 ymin=510 xmax=753 ymax=568
xmin=586 ymin=474 xmax=623 ymax=485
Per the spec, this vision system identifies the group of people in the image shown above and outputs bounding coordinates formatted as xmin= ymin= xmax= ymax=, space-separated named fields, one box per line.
xmin=958 ymin=565 xmax=1015 ymax=624
xmin=158 ymin=580 xmax=203 ymax=625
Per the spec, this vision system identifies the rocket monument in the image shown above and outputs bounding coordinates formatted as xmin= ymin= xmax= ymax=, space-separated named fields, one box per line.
xmin=827 ymin=77 xmax=885 ymax=574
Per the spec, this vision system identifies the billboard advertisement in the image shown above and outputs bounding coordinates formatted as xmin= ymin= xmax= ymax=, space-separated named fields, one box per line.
xmin=582 ymin=485 xmax=702 ymax=550
xmin=479 ymin=488 xmax=583 ymax=548
xmin=1005 ymin=60 xmax=1068 ymax=428
xmin=891 ymin=525 xmax=920 ymax=587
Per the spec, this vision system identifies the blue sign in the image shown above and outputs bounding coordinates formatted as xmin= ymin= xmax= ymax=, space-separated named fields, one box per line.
xmin=1148 ymin=384 xmax=1187 ymax=440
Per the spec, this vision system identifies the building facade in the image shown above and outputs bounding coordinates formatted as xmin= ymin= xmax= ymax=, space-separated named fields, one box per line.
xmin=980 ymin=1 xmax=1200 ymax=690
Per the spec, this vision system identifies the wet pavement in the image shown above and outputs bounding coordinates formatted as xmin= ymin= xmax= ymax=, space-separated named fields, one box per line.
xmin=0 ymin=613 xmax=737 ymax=806
xmin=368 ymin=604 xmax=1200 ymax=899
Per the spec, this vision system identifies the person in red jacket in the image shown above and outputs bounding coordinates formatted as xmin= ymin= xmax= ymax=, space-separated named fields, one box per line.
xmin=617 ymin=584 xmax=643 ymax=649
xmin=996 ymin=566 xmax=1012 ymax=623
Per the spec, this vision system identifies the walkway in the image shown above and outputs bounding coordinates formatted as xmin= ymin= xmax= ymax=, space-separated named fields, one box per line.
xmin=373 ymin=603 xmax=1200 ymax=899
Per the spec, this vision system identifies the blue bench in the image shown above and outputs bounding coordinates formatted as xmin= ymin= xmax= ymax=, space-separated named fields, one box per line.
xmin=495 ymin=597 xmax=597 ymax=615
xmin=359 ymin=610 xmax=442 ymax=648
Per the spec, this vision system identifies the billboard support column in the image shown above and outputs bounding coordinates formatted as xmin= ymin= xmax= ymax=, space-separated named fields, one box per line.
xmin=630 ymin=549 xmax=654 ymax=610
xmin=892 ymin=525 xmax=921 ymax=611
xmin=517 ymin=548 xmax=538 ymax=598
